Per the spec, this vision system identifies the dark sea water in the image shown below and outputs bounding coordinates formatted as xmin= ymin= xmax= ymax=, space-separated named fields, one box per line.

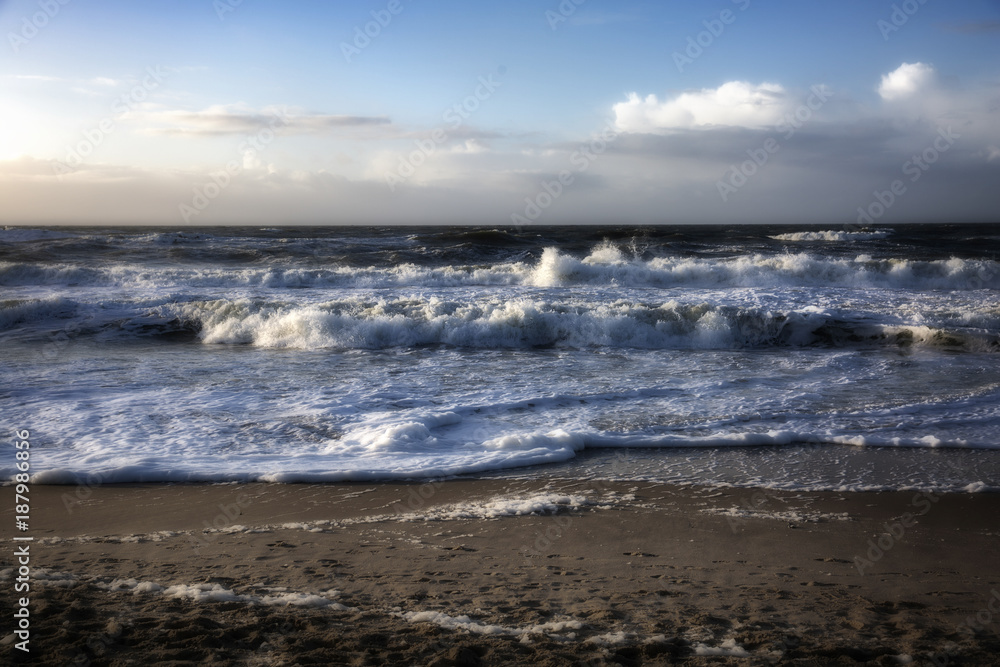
xmin=2 ymin=224 xmax=999 ymax=490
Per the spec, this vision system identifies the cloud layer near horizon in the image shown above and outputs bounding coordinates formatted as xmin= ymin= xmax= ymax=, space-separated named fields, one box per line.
xmin=2 ymin=63 xmax=998 ymax=226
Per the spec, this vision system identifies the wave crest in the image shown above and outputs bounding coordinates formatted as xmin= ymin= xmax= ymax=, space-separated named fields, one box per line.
xmin=770 ymin=230 xmax=892 ymax=242
xmin=156 ymin=298 xmax=998 ymax=352
xmin=4 ymin=248 xmax=994 ymax=290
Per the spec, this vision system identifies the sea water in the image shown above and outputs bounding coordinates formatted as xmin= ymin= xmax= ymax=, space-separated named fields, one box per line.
xmin=2 ymin=224 xmax=998 ymax=491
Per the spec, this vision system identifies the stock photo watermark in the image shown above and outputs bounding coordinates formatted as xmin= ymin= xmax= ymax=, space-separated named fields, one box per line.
xmin=213 ymin=0 xmax=243 ymax=21
xmin=716 ymin=84 xmax=832 ymax=202
xmin=392 ymin=479 xmax=446 ymax=515
xmin=39 ymin=316 xmax=84 ymax=362
xmin=12 ymin=429 xmax=33 ymax=654
xmin=877 ymin=0 xmax=931 ymax=41
xmin=855 ymin=126 xmax=959 ymax=225
xmin=7 ymin=0 xmax=72 ymax=53
xmin=190 ymin=494 xmax=252 ymax=553
xmin=340 ymin=0 xmax=409 ymax=63
xmin=721 ymin=486 xmax=786 ymax=534
xmin=53 ymin=66 xmax=170 ymax=177
xmin=926 ymin=589 xmax=1000 ymax=666
xmin=61 ymin=472 xmax=106 ymax=515
xmin=510 ymin=122 xmax=620 ymax=227
xmin=672 ymin=0 xmax=751 ymax=73
xmin=852 ymin=490 xmax=939 ymax=575
xmin=546 ymin=0 xmax=586 ymax=31
xmin=178 ymin=108 xmax=290 ymax=223
xmin=520 ymin=451 xmax=630 ymax=556
xmin=384 ymin=68 xmax=504 ymax=192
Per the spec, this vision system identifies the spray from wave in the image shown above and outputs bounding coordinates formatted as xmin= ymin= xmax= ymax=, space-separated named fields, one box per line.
xmin=2 ymin=246 xmax=997 ymax=290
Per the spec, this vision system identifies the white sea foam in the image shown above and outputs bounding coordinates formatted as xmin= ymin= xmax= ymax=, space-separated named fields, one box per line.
xmin=0 ymin=567 xmax=79 ymax=588
xmin=73 ymin=296 xmax=991 ymax=352
xmin=770 ymin=230 xmax=892 ymax=242
xmin=100 ymin=577 xmax=350 ymax=609
xmin=16 ymin=364 xmax=1000 ymax=488
xmin=23 ymin=492 xmax=611 ymax=552
xmin=252 ymin=492 xmax=610 ymax=532
xmin=28 ymin=568 xmax=79 ymax=588
xmin=3 ymin=290 xmax=996 ymax=354
xmin=1 ymin=251 xmax=997 ymax=290
xmin=386 ymin=492 xmax=601 ymax=522
xmin=182 ymin=298 xmax=822 ymax=350
xmin=693 ymin=638 xmax=752 ymax=657
xmin=585 ymin=631 xmax=632 ymax=645
xmin=4 ymin=231 xmax=998 ymax=491
xmin=96 ymin=578 xmax=162 ymax=593
xmin=396 ymin=610 xmax=584 ymax=637
xmin=700 ymin=507 xmax=851 ymax=523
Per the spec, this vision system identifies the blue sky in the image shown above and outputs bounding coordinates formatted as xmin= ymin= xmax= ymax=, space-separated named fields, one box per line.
xmin=2 ymin=0 xmax=999 ymax=224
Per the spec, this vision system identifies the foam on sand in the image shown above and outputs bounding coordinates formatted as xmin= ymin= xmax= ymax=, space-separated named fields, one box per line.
xmin=693 ymin=638 xmax=752 ymax=657
xmin=96 ymin=577 xmax=351 ymax=610
xmin=396 ymin=610 xmax=585 ymax=639
xmin=388 ymin=492 xmax=601 ymax=522
xmin=280 ymin=491 xmax=615 ymax=530
xmin=700 ymin=507 xmax=852 ymax=523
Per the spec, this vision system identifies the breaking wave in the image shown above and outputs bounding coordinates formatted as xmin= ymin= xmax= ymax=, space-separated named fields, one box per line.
xmin=769 ymin=230 xmax=893 ymax=242
xmin=1 ymin=247 xmax=997 ymax=290
xmin=5 ymin=295 xmax=993 ymax=352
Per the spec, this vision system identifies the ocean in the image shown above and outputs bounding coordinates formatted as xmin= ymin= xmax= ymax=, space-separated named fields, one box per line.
xmin=2 ymin=224 xmax=999 ymax=492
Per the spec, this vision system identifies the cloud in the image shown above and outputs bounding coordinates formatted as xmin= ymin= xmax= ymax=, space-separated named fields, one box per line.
xmin=581 ymin=62 xmax=998 ymax=223
xmin=2 ymin=63 xmax=998 ymax=226
xmin=393 ymin=127 xmax=505 ymax=143
xmin=878 ymin=62 xmax=936 ymax=101
xmin=450 ymin=139 xmax=489 ymax=154
xmin=2 ymin=125 xmax=999 ymax=227
xmin=139 ymin=104 xmax=391 ymax=136
xmin=613 ymin=81 xmax=795 ymax=132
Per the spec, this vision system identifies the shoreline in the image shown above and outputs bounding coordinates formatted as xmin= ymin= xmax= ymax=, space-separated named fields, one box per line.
xmin=4 ymin=480 xmax=999 ymax=665
xmin=19 ymin=440 xmax=1000 ymax=492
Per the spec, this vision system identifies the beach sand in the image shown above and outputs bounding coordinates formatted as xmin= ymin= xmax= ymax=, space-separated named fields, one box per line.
xmin=3 ymin=480 xmax=999 ymax=665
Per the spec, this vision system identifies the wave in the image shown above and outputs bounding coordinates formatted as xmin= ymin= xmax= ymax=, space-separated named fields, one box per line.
xmin=530 ymin=243 xmax=998 ymax=290
xmin=0 ymin=227 xmax=79 ymax=243
xmin=0 ymin=296 xmax=80 ymax=331
xmin=769 ymin=230 xmax=893 ymax=242
xmin=3 ymin=293 xmax=997 ymax=351
xmin=2 ymin=247 xmax=998 ymax=290
xmin=22 ymin=415 xmax=1000 ymax=486
xmin=34 ymin=297 xmax=981 ymax=352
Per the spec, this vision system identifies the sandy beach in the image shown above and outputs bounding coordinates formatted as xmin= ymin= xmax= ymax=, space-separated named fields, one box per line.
xmin=3 ymin=480 xmax=999 ymax=665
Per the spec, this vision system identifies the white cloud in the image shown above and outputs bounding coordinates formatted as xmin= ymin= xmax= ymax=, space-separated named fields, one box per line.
xmin=613 ymin=81 xmax=796 ymax=132
xmin=2 ymin=62 xmax=998 ymax=226
xmin=450 ymin=139 xmax=488 ymax=154
xmin=138 ymin=103 xmax=391 ymax=136
xmin=877 ymin=62 xmax=936 ymax=101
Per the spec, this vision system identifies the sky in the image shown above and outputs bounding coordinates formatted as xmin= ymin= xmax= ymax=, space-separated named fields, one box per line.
xmin=1 ymin=0 xmax=999 ymax=225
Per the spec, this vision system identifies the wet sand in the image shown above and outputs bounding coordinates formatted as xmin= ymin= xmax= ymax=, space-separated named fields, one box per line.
xmin=2 ymin=480 xmax=999 ymax=665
